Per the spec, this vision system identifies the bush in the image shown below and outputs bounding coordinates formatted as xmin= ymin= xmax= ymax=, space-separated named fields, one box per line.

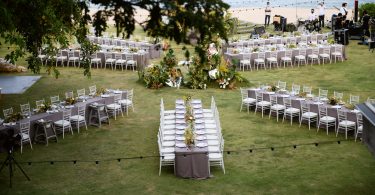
xmin=359 ymin=3 xmax=375 ymax=17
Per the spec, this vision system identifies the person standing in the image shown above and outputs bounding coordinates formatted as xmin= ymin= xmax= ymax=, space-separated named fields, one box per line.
xmin=318 ymin=2 xmax=326 ymax=27
xmin=265 ymin=1 xmax=271 ymax=27
xmin=361 ymin=10 xmax=371 ymax=37
xmin=309 ymin=9 xmax=317 ymax=21
xmin=340 ymin=3 xmax=348 ymax=17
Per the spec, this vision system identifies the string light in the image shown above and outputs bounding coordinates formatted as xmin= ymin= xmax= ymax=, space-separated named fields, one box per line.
xmin=16 ymin=139 xmax=350 ymax=166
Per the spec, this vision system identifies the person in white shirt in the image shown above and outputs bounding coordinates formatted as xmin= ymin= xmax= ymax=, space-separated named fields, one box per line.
xmin=340 ymin=3 xmax=348 ymax=16
xmin=308 ymin=9 xmax=317 ymax=21
xmin=265 ymin=1 xmax=271 ymax=27
xmin=318 ymin=2 xmax=326 ymax=27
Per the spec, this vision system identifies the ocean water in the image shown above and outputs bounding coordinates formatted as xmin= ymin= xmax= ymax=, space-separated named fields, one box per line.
xmin=224 ymin=0 xmax=374 ymax=9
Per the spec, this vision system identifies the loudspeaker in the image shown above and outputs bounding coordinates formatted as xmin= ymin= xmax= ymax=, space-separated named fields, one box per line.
xmin=334 ymin=29 xmax=349 ymax=45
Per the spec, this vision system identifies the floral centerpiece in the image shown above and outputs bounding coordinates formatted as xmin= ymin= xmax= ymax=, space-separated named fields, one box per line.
xmin=345 ymin=103 xmax=355 ymax=110
xmin=299 ymin=92 xmax=307 ymax=98
xmin=328 ymin=96 xmax=338 ymax=105
xmin=4 ymin=112 xmax=24 ymax=123
xmin=327 ymin=37 xmax=335 ymax=44
xmin=129 ymin=47 xmax=138 ymax=53
xmin=38 ymin=103 xmax=52 ymax=113
xmin=95 ymin=88 xmax=106 ymax=96
xmin=183 ymin=95 xmax=195 ymax=148
xmin=232 ymin=48 xmax=240 ymax=54
xmin=287 ymin=44 xmax=297 ymax=49
xmin=252 ymin=47 xmax=259 ymax=52
xmin=269 ymin=85 xmax=279 ymax=92
xmin=65 ymin=97 xmax=77 ymax=105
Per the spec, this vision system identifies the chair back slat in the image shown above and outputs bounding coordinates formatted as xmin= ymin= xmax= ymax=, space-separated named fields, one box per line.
xmin=350 ymin=95 xmax=360 ymax=105
xmin=318 ymin=105 xmax=328 ymax=116
xmin=77 ymin=89 xmax=85 ymax=97
xmin=3 ymin=108 xmax=13 ymax=118
xmin=65 ymin=91 xmax=74 ymax=99
xmin=50 ymin=95 xmax=60 ymax=105
xmin=62 ymin=109 xmax=71 ymax=121
xmin=303 ymin=86 xmax=312 ymax=94
xmin=89 ymin=85 xmax=97 ymax=95
xmin=36 ymin=99 xmax=45 ymax=109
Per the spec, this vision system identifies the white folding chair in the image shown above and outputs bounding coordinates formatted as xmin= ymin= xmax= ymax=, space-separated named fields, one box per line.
xmin=240 ymin=88 xmax=256 ymax=113
xmin=254 ymin=92 xmax=271 ymax=118
xmin=282 ymin=98 xmax=300 ymax=125
xmin=318 ymin=88 xmax=329 ymax=102
xmin=294 ymin=49 xmax=307 ymax=67
xmin=319 ymin=47 xmax=331 ymax=64
xmin=355 ymin=113 xmax=363 ymax=142
xmin=336 ymin=110 xmax=356 ymax=139
xmin=50 ymin=95 xmax=60 ymax=106
xmin=53 ymin=109 xmax=73 ymax=139
xmin=70 ymin=105 xmax=87 ymax=133
xmin=67 ymin=50 xmax=80 ymax=67
xmin=317 ymin=105 xmax=336 ymax=135
xmin=114 ymin=53 xmax=126 ymax=71
xmin=349 ymin=95 xmax=360 ymax=105
xmin=266 ymin=51 xmax=279 ymax=69
xmin=239 ymin=53 xmax=251 ymax=71
xmin=307 ymin=48 xmax=320 ymax=65
xmin=300 ymin=101 xmax=318 ymax=130
xmin=125 ymin=53 xmax=137 ymax=71
xmin=254 ymin=52 xmax=266 ymax=70
xmin=106 ymin=94 xmax=123 ymax=120
xmin=104 ymin=52 xmax=116 ymax=70
xmin=91 ymin=52 xmax=102 ymax=69
xmin=281 ymin=50 xmax=293 ymax=68
xmin=20 ymin=103 xmax=31 ymax=117
xmin=19 ymin=121 xmax=33 ymax=153
xmin=55 ymin=50 xmax=67 ymax=67
xmin=89 ymin=85 xmax=97 ymax=96
xmin=119 ymin=89 xmax=134 ymax=116
xmin=331 ymin=46 xmax=344 ymax=63
xmin=269 ymin=95 xmax=285 ymax=122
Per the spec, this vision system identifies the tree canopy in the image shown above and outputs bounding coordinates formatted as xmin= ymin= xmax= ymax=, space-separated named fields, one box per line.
xmin=0 ymin=0 xmax=230 ymax=78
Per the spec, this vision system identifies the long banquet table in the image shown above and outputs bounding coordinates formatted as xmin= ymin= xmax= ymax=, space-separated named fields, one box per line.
xmin=174 ymin=99 xmax=210 ymax=179
xmin=247 ymin=88 xmax=359 ymax=126
xmin=225 ymin=44 xmax=346 ymax=67
xmin=96 ymin=51 xmax=149 ymax=70
xmin=87 ymin=35 xmax=162 ymax=59
xmin=0 ymin=91 xmax=127 ymax=143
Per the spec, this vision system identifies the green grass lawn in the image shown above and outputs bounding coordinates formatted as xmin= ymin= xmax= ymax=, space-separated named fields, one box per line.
xmin=1 ymin=36 xmax=375 ymax=194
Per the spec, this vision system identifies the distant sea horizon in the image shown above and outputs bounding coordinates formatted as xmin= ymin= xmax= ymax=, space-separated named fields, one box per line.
xmin=225 ymin=0 xmax=373 ymax=9
xmin=88 ymin=0 xmax=373 ymax=10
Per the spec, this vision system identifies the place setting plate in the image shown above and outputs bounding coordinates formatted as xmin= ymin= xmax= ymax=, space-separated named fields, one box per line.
xmin=101 ymin=94 xmax=110 ymax=98
xmin=195 ymin=136 xmax=206 ymax=141
xmin=195 ymin=130 xmax=205 ymax=135
xmin=194 ymin=110 xmax=203 ymax=114
xmin=175 ymin=119 xmax=186 ymax=124
xmin=196 ymin=143 xmax=208 ymax=148
xmin=331 ymin=105 xmax=342 ymax=109
xmin=278 ymin=94 xmax=290 ymax=98
xmin=176 ymin=115 xmax=185 ymax=119
xmin=176 ymin=130 xmax=185 ymax=135
xmin=176 ymin=105 xmax=185 ymax=109
xmin=193 ymin=105 xmax=202 ymax=109
xmin=176 ymin=136 xmax=185 ymax=141
xmin=195 ymin=119 xmax=204 ymax=124
xmin=295 ymin=98 xmax=306 ymax=101
xmin=191 ymin=100 xmax=201 ymax=104
xmin=176 ymin=125 xmax=186 ymax=130
xmin=176 ymin=100 xmax=184 ymax=104
xmin=176 ymin=143 xmax=187 ymax=148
